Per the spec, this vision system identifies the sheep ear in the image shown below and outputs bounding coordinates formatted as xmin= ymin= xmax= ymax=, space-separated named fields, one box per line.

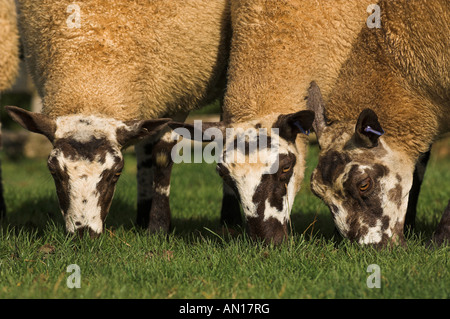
xmin=273 ymin=110 xmax=315 ymax=142
xmin=306 ymin=81 xmax=328 ymax=141
xmin=168 ymin=121 xmax=226 ymax=142
xmin=117 ymin=118 xmax=171 ymax=148
xmin=354 ymin=108 xmax=385 ymax=148
xmin=5 ymin=105 xmax=56 ymax=142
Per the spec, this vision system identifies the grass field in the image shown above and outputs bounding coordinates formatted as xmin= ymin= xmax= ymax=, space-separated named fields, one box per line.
xmin=0 ymin=139 xmax=449 ymax=299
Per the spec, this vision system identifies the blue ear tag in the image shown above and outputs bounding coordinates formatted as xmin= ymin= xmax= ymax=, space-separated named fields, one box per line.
xmin=364 ymin=125 xmax=385 ymax=136
xmin=294 ymin=121 xmax=310 ymax=136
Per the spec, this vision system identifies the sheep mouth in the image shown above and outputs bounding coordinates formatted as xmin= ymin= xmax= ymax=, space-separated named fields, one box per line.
xmin=75 ymin=226 xmax=102 ymax=239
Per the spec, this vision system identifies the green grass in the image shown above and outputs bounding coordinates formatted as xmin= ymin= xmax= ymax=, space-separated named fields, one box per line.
xmin=0 ymin=144 xmax=449 ymax=299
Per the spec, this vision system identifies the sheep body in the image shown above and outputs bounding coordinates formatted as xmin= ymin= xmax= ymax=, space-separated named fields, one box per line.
xmin=0 ymin=0 xmax=19 ymax=91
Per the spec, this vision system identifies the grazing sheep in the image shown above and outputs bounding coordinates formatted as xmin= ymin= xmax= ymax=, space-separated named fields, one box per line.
xmin=171 ymin=0 xmax=374 ymax=244
xmin=308 ymin=0 xmax=449 ymax=247
xmin=0 ymin=0 xmax=20 ymax=218
xmin=6 ymin=0 xmax=230 ymax=237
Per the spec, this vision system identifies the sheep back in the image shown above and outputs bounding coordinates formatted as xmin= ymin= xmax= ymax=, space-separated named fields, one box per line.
xmin=18 ymin=0 xmax=230 ymax=121
xmin=224 ymin=0 xmax=374 ymax=123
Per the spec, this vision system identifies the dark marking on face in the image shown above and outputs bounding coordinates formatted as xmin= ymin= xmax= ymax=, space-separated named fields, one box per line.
xmin=342 ymin=163 xmax=399 ymax=245
xmin=252 ymin=153 xmax=296 ymax=212
xmin=315 ymin=150 xmax=351 ymax=187
xmin=381 ymin=215 xmax=390 ymax=231
xmin=77 ymin=226 xmax=100 ymax=239
xmin=225 ymin=134 xmax=272 ymax=158
xmin=79 ymin=119 xmax=92 ymax=125
xmin=388 ymin=183 xmax=403 ymax=209
xmin=345 ymin=209 xmax=364 ymax=241
xmin=246 ymin=215 xmax=288 ymax=245
xmin=392 ymin=221 xmax=406 ymax=247
xmin=48 ymin=156 xmax=70 ymax=215
xmin=342 ymin=164 xmax=388 ymax=228
xmin=54 ymin=137 xmax=117 ymax=164
xmin=95 ymin=159 xmax=124 ymax=223
xmin=244 ymin=153 xmax=296 ymax=244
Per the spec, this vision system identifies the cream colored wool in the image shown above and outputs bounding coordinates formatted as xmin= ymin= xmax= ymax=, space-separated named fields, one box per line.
xmin=0 ymin=0 xmax=19 ymax=91
xmin=17 ymin=0 xmax=230 ymax=120
xmin=326 ymin=0 xmax=449 ymax=158
xmin=224 ymin=0 xmax=374 ymax=123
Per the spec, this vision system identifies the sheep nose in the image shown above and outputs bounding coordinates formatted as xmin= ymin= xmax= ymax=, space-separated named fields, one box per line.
xmin=76 ymin=226 xmax=101 ymax=239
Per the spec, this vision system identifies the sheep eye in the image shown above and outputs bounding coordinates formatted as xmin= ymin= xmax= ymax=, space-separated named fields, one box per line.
xmin=359 ymin=178 xmax=372 ymax=193
xmin=282 ymin=165 xmax=291 ymax=173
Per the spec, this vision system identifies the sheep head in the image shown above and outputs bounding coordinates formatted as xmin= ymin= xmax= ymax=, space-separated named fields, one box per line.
xmin=307 ymin=82 xmax=414 ymax=247
xmin=5 ymin=106 xmax=169 ymax=238
xmin=169 ymin=110 xmax=314 ymax=245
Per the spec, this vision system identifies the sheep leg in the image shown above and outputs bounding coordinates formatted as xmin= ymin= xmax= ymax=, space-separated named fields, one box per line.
xmin=220 ymin=182 xmax=242 ymax=227
xmin=135 ymin=131 xmax=175 ymax=232
xmin=135 ymin=137 xmax=156 ymax=228
xmin=430 ymin=200 xmax=450 ymax=247
xmin=404 ymin=149 xmax=431 ymax=232
xmin=147 ymin=133 xmax=176 ymax=233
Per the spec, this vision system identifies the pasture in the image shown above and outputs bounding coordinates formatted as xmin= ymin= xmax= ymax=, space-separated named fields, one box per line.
xmin=0 ymin=129 xmax=448 ymax=299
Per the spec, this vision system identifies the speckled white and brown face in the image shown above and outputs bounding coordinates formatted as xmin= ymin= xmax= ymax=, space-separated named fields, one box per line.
xmin=5 ymin=106 xmax=169 ymax=238
xmin=310 ymin=121 xmax=414 ymax=247
xmin=307 ymin=83 xmax=415 ymax=247
xmin=170 ymin=110 xmax=314 ymax=244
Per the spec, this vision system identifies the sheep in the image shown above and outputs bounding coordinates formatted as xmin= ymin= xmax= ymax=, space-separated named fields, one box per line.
xmin=170 ymin=0 xmax=375 ymax=244
xmin=6 ymin=0 xmax=230 ymax=237
xmin=308 ymin=0 xmax=449 ymax=247
xmin=0 ymin=0 xmax=20 ymax=218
